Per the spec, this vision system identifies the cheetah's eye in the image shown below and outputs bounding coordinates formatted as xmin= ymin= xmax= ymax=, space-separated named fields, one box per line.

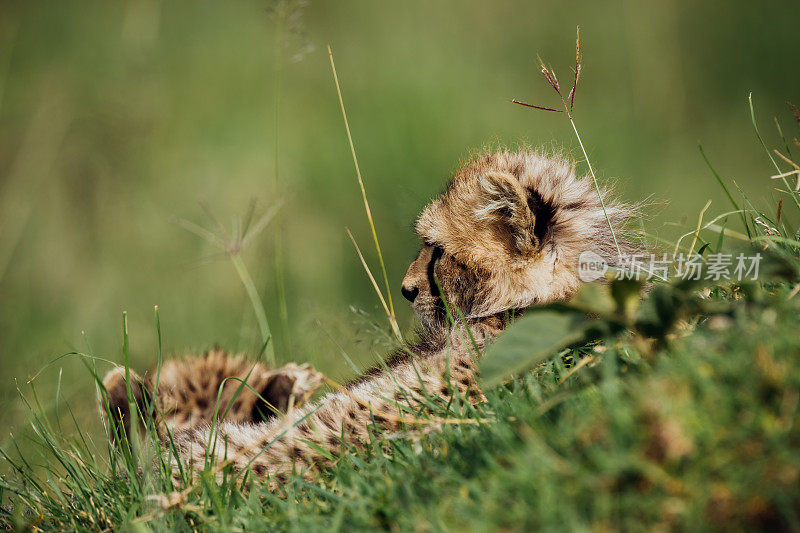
xmin=427 ymin=245 xmax=444 ymax=297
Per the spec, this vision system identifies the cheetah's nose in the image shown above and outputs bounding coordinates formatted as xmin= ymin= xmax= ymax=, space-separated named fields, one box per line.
xmin=401 ymin=285 xmax=419 ymax=303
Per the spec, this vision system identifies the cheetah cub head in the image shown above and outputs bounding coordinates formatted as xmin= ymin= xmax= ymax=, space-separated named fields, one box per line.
xmin=401 ymin=149 xmax=637 ymax=334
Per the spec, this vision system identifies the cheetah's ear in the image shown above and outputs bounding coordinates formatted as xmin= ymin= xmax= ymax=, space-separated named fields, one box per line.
xmin=474 ymin=170 xmax=537 ymax=253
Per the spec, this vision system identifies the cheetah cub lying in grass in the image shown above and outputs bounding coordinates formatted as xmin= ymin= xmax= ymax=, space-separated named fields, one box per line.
xmin=102 ymin=149 xmax=636 ymax=486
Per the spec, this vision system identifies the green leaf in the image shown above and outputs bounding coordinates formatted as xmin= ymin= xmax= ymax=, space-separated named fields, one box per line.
xmin=610 ymin=278 xmax=643 ymax=319
xmin=567 ymin=282 xmax=616 ymax=315
xmin=481 ymin=311 xmax=586 ymax=388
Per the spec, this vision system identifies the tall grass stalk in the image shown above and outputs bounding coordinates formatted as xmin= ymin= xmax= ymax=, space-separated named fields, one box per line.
xmin=512 ymin=28 xmax=622 ymax=258
xmin=271 ymin=7 xmax=290 ymax=350
xmin=121 ymin=311 xmax=141 ymax=462
xmin=345 ymin=227 xmax=400 ymax=341
xmin=231 ymin=254 xmax=272 ymax=361
xmin=152 ymin=305 xmax=163 ymax=411
xmin=174 ymin=204 xmax=280 ymax=364
xmin=266 ymin=0 xmax=314 ymax=351
xmin=566 ymin=114 xmax=622 ymax=257
xmin=328 ymin=44 xmax=402 ymax=343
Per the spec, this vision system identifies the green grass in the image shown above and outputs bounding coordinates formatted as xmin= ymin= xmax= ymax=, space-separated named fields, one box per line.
xmin=2 ymin=106 xmax=800 ymax=531
xmin=2 ymin=271 xmax=800 ymax=531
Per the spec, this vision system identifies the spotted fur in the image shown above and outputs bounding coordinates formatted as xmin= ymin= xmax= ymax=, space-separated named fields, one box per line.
xmin=100 ymin=349 xmax=324 ymax=442
xmin=105 ymin=149 xmax=637 ymax=487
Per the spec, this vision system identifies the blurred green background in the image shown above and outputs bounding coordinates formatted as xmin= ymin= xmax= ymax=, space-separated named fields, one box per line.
xmin=0 ymin=0 xmax=798 ymax=441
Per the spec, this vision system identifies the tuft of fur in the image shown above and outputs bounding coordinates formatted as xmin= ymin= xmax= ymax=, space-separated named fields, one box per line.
xmin=108 ymin=148 xmax=639 ymax=487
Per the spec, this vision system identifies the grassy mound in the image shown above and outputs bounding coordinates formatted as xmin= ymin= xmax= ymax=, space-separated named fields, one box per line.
xmin=2 ymin=267 xmax=799 ymax=531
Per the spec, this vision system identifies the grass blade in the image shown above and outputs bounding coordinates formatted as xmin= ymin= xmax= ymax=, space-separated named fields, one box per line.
xmin=750 ymin=93 xmax=800 ymax=210
xmin=230 ymin=254 xmax=275 ymax=365
xmin=698 ymin=144 xmax=749 ymax=235
xmin=346 ymin=228 xmax=402 ymax=341
xmin=328 ymin=45 xmax=401 ymax=343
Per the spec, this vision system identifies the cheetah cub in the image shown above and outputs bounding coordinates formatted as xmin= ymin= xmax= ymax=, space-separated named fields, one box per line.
xmin=103 ymin=149 xmax=636 ymax=487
